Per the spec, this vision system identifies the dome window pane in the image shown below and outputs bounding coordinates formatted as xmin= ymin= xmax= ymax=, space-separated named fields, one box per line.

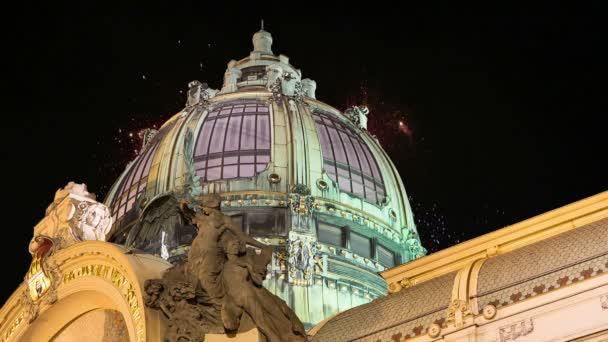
xmin=109 ymin=129 xmax=164 ymax=221
xmin=194 ymin=100 xmax=271 ymax=181
xmin=312 ymin=111 xmax=386 ymax=204
xmin=240 ymin=164 xmax=255 ymax=177
xmin=223 ymin=156 xmax=238 ymax=165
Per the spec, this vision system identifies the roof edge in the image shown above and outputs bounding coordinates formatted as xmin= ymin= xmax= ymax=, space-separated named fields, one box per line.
xmin=381 ymin=191 xmax=608 ymax=288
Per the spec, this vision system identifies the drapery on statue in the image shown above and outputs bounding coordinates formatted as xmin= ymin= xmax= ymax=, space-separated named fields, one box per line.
xmin=144 ymin=194 xmax=306 ymax=342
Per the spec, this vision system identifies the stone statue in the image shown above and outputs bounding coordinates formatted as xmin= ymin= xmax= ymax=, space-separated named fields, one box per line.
xmin=144 ymin=194 xmax=306 ymax=342
xmin=301 ymin=78 xmax=316 ymax=99
xmin=281 ymin=72 xmax=298 ymax=97
xmin=406 ymin=230 xmax=427 ymax=259
xmin=187 ymin=80 xmax=218 ymax=107
xmin=345 ymin=105 xmax=370 ymax=130
xmin=221 ymin=60 xmax=241 ymax=93
xmin=183 ymin=129 xmax=203 ymax=198
xmin=265 ymin=64 xmax=283 ymax=92
xmin=70 ymin=201 xmax=113 ymax=241
xmin=138 ymin=128 xmax=158 ymax=150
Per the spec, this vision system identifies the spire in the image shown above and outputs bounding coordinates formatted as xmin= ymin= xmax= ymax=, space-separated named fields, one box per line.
xmin=261 ymin=19 xmax=264 ymax=31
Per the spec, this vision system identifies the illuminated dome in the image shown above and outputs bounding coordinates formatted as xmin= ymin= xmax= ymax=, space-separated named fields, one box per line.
xmin=104 ymin=26 xmax=426 ymax=328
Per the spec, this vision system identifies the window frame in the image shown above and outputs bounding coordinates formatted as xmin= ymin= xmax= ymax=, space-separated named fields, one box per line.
xmin=349 ymin=231 xmax=373 ymax=259
xmin=376 ymin=243 xmax=397 ymax=268
xmin=223 ymin=208 xmax=288 ymax=237
xmin=316 ymin=221 xmax=347 ymax=248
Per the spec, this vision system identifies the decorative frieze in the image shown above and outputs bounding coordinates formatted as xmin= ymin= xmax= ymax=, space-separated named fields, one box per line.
xmin=498 ymin=318 xmax=534 ymax=342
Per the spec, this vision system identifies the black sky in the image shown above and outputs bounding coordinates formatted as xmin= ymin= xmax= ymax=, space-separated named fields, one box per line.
xmin=2 ymin=2 xmax=606 ymax=301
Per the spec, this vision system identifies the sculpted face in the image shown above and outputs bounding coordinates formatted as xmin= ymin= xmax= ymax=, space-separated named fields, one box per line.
xmin=226 ymin=239 xmax=240 ymax=256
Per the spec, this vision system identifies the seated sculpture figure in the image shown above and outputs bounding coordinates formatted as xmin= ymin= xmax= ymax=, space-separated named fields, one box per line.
xmin=221 ymin=238 xmax=306 ymax=342
xmin=144 ymin=193 xmax=306 ymax=342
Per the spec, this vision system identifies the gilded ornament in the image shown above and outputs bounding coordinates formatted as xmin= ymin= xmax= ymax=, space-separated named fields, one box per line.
xmin=482 ymin=304 xmax=497 ymax=319
xmin=399 ymin=277 xmax=414 ymax=289
xmin=427 ymin=323 xmax=441 ymax=338
xmin=388 ymin=282 xmax=401 ymax=293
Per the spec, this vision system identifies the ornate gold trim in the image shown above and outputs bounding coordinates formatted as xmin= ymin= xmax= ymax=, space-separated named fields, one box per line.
xmin=0 ymin=242 xmax=152 ymax=342
xmin=61 ymin=263 xmax=144 ymax=341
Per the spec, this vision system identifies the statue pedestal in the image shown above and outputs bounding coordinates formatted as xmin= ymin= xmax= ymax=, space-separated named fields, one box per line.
xmin=205 ymin=328 xmax=261 ymax=341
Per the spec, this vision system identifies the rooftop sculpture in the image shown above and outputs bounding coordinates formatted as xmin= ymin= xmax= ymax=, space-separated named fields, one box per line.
xmin=144 ymin=194 xmax=306 ymax=342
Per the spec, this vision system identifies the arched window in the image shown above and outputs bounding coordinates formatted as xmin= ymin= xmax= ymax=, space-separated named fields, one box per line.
xmin=194 ymin=100 xmax=271 ymax=181
xmin=312 ymin=111 xmax=386 ymax=203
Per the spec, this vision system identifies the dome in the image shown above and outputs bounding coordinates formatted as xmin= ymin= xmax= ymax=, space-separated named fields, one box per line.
xmin=103 ymin=27 xmax=425 ymax=328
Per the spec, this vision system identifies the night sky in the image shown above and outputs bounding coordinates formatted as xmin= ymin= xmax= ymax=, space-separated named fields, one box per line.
xmin=2 ymin=3 xmax=606 ymax=301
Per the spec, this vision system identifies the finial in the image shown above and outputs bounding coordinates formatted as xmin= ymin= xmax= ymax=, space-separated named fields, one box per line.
xmin=252 ymin=20 xmax=273 ymax=54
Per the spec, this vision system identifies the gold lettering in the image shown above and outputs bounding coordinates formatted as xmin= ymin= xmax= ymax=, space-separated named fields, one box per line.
xmin=110 ymin=269 xmax=123 ymax=289
xmin=100 ymin=265 xmax=109 ymax=279
xmin=132 ymin=307 xmax=141 ymax=321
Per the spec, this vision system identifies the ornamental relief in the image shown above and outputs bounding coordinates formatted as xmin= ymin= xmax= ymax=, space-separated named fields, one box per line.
xmin=32 ymin=182 xmax=112 ymax=253
xmin=288 ymin=184 xmax=315 ymax=232
xmin=446 ymin=299 xmax=473 ymax=328
xmin=497 ymin=318 xmax=534 ymax=342
xmin=287 ymin=232 xmax=319 ymax=286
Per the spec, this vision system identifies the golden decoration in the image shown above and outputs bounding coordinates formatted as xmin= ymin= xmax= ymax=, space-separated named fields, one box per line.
xmin=482 ymin=304 xmax=497 ymax=320
xmin=1 ymin=312 xmax=25 ymax=342
xmin=399 ymin=277 xmax=414 ymax=289
xmin=388 ymin=282 xmax=401 ymax=293
xmin=61 ymin=264 xmax=145 ymax=342
xmin=427 ymin=323 xmax=441 ymax=338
